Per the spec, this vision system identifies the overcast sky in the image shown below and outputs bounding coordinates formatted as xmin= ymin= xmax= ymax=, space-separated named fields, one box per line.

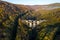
xmin=2 ymin=0 xmax=60 ymax=5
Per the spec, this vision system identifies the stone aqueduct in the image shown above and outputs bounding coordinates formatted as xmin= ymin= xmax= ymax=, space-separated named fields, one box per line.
xmin=19 ymin=19 xmax=47 ymax=28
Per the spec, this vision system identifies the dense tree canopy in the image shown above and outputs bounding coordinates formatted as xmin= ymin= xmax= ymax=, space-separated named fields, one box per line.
xmin=0 ymin=1 xmax=60 ymax=40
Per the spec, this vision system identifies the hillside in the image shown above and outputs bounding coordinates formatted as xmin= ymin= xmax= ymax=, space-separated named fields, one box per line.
xmin=0 ymin=1 xmax=60 ymax=40
xmin=0 ymin=1 xmax=35 ymax=40
xmin=0 ymin=1 xmax=60 ymax=20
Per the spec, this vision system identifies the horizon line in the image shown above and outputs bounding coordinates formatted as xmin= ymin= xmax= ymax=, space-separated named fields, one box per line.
xmin=1 ymin=0 xmax=60 ymax=5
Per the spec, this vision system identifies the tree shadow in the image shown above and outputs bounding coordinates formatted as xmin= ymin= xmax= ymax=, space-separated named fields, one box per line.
xmin=28 ymin=27 xmax=39 ymax=40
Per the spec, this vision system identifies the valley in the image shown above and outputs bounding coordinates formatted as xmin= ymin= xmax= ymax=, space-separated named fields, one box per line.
xmin=0 ymin=1 xmax=60 ymax=40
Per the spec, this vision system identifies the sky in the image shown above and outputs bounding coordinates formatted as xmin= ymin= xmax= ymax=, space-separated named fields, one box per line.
xmin=2 ymin=0 xmax=60 ymax=5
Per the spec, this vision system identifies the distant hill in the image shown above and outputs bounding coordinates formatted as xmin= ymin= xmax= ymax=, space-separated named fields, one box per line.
xmin=26 ymin=3 xmax=60 ymax=11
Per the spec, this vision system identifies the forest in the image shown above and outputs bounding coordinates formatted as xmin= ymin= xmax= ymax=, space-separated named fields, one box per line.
xmin=0 ymin=1 xmax=60 ymax=40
